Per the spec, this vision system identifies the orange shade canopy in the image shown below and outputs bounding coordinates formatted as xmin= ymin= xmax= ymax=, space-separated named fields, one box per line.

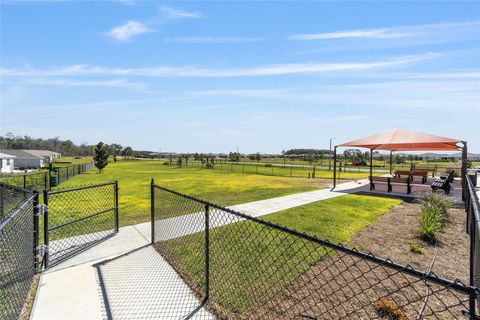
xmin=337 ymin=128 xmax=461 ymax=151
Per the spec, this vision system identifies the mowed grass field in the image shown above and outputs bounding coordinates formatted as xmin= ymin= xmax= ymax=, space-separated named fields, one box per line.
xmin=158 ymin=194 xmax=402 ymax=314
xmin=55 ymin=160 xmax=327 ymax=226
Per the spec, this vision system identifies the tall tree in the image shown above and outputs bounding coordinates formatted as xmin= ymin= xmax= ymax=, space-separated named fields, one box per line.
xmin=123 ymin=146 xmax=133 ymax=160
xmin=94 ymin=142 xmax=109 ymax=173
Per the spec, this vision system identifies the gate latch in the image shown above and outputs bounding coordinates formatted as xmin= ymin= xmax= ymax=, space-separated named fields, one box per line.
xmin=36 ymin=204 xmax=47 ymax=216
xmin=36 ymin=245 xmax=48 ymax=257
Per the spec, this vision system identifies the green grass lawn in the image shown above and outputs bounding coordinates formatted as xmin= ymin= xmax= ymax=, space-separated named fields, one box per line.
xmin=52 ymin=156 xmax=93 ymax=166
xmin=182 ymin=161 xmax=377 ymax=179
xmin=55 ymin=160 xmax=326 ymax=226
xmin=157 ymin=193 xmax=402 ymax=314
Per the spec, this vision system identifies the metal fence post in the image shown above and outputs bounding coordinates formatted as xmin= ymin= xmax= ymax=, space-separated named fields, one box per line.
xmin=33 ymin=191 xmax=39 ymax=270
xmin=66 ymin=166 xmax=69 ymax=180
xmin=44 ymin=171 xmax=48 ymax=191
xmin=204 ymin=204 xmax=210 ymax=302
xmin=43 ymin=189 xmax=49 ymax=269
xmin=23 ymin=174 xmax=26 ymax=189
xmin=114 ymin=181 xmax=119 ymax=232
xmin=150 ymin=178 xmax=155 ymax=244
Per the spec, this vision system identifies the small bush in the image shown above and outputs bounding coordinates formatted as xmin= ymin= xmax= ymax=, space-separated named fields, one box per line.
xmin=409 ymin=243 xmax=424 ymax=254
xmin=373 ymin=298 xmax=407 ymax=320
xmin=163 ymin=161 xmax=170 ymax=166
xmin=419 ymin=205 xmax=443 ymax=243
xmin=420 ymin=193 xmax=451 ymax=224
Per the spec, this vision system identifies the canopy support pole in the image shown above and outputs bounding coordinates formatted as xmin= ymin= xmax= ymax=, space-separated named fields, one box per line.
xmin=332 ymin=146 xmax=338 ymax=189
xmin=461 ymin=141 xmax=468 ymax=201
xmin=389 ymin=151 xmax=393 ymax=175
xmin=369 ymin=149 xmax=373 ymax=187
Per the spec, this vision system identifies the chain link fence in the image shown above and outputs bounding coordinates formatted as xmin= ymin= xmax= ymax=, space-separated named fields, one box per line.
xmin=466 ymin=173 xmax=480 ymax=311
xmin=0 ymin=183 xmax=38 ymax=320
xmin=0 ymin=162 xmax=95 ymax=192
xmin=43 ymin=181 xmax=118 ymax=268
xmin=152 ymin=181 xmax=479 ymax=319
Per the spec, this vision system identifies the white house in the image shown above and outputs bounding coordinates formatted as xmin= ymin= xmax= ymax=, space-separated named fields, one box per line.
xmin=0 ymin=152 xmax=15 ymax=173
xmin=0 ymin=149 xmax=44 ymax=169
xmin=22 ymin=150 xmax=61 ymax=162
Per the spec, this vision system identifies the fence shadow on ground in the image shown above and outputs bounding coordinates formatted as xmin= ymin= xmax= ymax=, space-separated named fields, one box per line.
xmin=94 ymin=245 xmax=212 ymax=320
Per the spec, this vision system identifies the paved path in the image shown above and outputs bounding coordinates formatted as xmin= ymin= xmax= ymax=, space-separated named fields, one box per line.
xmin=32 ymin=179 xmax=368 ymax=320
xmin=32 ymin=224 xmax=213 ymax=320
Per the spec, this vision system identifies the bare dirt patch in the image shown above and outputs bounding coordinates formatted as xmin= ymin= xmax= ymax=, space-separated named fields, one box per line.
xmin=349 ymin=200 xmax=469 ymax=283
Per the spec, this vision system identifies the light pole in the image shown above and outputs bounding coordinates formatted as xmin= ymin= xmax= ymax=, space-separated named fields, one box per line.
xmin=329 ymin=137 xmax=336 ymax=170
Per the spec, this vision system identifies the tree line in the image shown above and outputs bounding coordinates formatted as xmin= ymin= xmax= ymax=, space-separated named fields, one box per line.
xmin=0 ymin=133 xmax=134 ymax=159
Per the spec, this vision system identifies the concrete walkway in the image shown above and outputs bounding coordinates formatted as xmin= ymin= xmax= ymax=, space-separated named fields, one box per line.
xmin=31 ymin=179 xmax=367 ymax=320
xmin=31 ymin=224 xmax=213 ymax=320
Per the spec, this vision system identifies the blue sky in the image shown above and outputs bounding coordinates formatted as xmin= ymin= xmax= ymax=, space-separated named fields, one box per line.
xmin=1 ymin=1 xmax=479 ymax=153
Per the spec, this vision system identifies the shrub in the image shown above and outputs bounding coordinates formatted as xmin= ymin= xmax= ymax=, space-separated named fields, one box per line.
xmin=163 ymin=161 xmax=170 ymax=166
xmin=420 ymin=193 xmax=451 ymax=224
xmin=409 ymin=243 xmax=424 ymax=254
xmin=419 ymin=205 xmax=443 ymax=243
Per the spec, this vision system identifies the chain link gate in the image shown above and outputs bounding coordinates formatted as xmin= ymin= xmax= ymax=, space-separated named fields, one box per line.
xmin=42 ymin=181 xmax=119 ymax=268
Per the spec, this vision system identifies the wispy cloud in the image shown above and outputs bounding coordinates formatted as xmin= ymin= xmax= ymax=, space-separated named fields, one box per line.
xmin=191 ymin=79 xmax=480 ymax=111
xmin=164 ymin=36 xmax=265 ymax=44
xmin=160 ymin=6 xmax=202 ymax=19
xmin=3 ymin=78 xmax=147 ymax=89
xmin=289 ymin=21 xmax=479 ymax=42
xmin=106 ymin=21 xmax=152 ymax=41
xmin=0 ymin=53 xmax=435 ymax=78
xmin=289 ymin=29 xmax=410 ymax=40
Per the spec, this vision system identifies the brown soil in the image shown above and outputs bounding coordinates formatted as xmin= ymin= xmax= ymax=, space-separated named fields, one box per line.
xmin=222 ymin=200 xmax=471 ymax=319
xmin=349 ymin=201 xmax=469 ymax=283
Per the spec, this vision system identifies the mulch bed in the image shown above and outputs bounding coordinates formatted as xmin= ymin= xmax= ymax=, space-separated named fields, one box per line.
xmin=222 ymin=199 xmax=471 ymax=319
xmin=349 ymin=200 xmax=469 ymax=283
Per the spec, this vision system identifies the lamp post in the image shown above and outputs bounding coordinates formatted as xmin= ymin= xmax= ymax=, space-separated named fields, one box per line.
xmin=329 ymin=137 xmax=336 ymax=170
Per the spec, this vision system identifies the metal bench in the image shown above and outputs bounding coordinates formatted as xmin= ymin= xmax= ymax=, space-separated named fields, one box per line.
xmin=431 ymin=171 xmax=454 ymax=194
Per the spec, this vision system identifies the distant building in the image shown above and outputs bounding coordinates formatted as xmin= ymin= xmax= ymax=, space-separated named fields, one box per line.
xmin=417 ymin=152 xmax=480 ymax=161
xmin=0 ymin=149 xmax=44 ymax=169
xmin=0 ymin=152 xmax=15 ymax=173
xmin=22 ymin=150 xmax=61 ymax=162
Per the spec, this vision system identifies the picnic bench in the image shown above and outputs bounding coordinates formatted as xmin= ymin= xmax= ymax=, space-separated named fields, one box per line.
xmin=394 ymin=170 xmax=411 ymax=179
xmin=412 ymin=169 xmax=428 ymax=184
xmin=395 ymin=169 xmax=429 ymax=184
xmin=431 ymin=171 xmax=454 ymax=194
xmin=370 ymin=176 xmax=411 ymax=194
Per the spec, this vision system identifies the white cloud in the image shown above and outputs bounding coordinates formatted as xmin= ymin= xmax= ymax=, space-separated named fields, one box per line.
xmin=160 ymin=6 xmax=202 ymax=19
xmin=4 ymin=78 xmax=147 ymax=89
xmin=191 ymin=79 xmax=480 ymax=111
xmin=164 ymin=36 xmax=265 ymax=44
xmin=106 ymin=21 xmax=152 ymax=41
xmin=288 ymin=21 xmax=480 ymax=44
xmin=0 ymin=54 xmax=435 ymax=78
xmin=289 ymin=29 xmax=410 ymax=40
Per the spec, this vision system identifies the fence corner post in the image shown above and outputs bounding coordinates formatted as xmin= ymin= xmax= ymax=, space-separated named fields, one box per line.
xmin=150 ymin=178 xmax=155 ymax=244
xmin=204 ymin=204 xmax=210 ymax=303
xmin=33 ymin=191 xmax=40 ymax=271
xmin=114 ymin=181 xmax=119 ymax=232
xmin=43 ymin=189 xmax=49 ymax=269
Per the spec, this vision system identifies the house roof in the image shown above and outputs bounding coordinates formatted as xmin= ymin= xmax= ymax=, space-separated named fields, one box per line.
xmin=22 ymin=150 xmax=61 ymax=157
xmin=0 ymin=149 xmax=44 ymax=159
xmin=0 ymin=152 xmax=16 ymax=159
xmin=337 ymin=128 xmax=461 ymax=151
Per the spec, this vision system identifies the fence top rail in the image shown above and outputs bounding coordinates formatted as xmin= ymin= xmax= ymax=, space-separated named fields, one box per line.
xmin=0 ymin=191 xmax=36 ymax=231
xmin=47 ymin=181 xmax=117 ymax=195
xmin=0 ymin=182 xmax=35 ymax=194
xmin=152 ymin=182 xmax=478 ymax=296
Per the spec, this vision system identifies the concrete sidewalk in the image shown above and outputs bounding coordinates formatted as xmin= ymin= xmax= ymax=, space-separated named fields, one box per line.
xmin=32 ymin=179 xmax=367 ymax=319
xmin=31 ymin=225 xmax=213 ymax=320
